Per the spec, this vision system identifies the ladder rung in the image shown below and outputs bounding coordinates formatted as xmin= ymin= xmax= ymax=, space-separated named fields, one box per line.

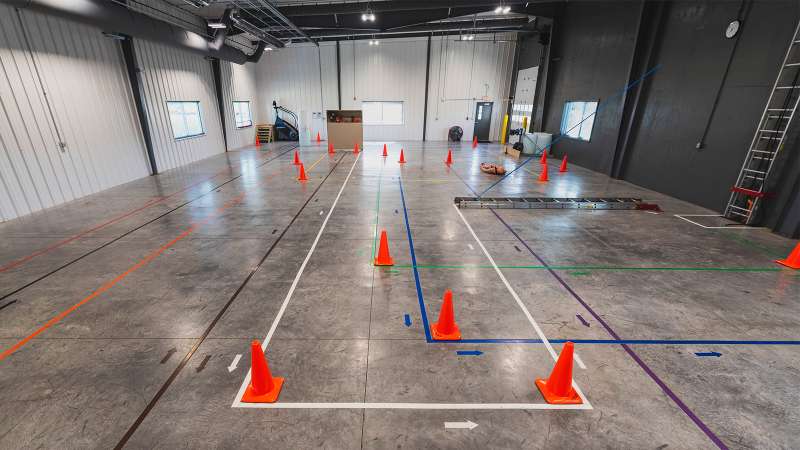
xmin=743 ymin=168 xmax=767 ymax=174
xmin=775 ymin=86 xmax=800 ymax=89
xmin=750 ymin=149 xmax=776 ymax=154
xmin=786 ymin=63 xmax=800 ymax=67
xmin=759 ymin=129 xmax=784 ymax=133
xmin=729 ymin=205 xmax=751 ymax=212
xmin=766 ymin=115 xmax=790 ymax=119
xmin=752 ymin=156 xmax=774 ymax=161
xmin=727 ymin=209 xmax=749 ymax=217
xmin=759 ymin=136 xmax=782 ymax=139
xmin=767 ymin=108 xmax=793 ymax=111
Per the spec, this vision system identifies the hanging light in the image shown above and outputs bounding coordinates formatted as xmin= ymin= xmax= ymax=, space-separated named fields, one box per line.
xmin=362 ymin=13 xmax=368 ymax=21
xmin=494 ymin=5 xmax=503 ymax=13
xmin=503 ymin=6 xmax=511 ymax=13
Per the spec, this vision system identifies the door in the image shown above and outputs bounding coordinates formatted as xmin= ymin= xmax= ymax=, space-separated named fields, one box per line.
xmin=474 ymin=102 xmax=493 ymax=142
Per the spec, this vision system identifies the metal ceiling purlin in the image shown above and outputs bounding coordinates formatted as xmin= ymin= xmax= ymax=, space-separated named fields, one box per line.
xmin=230 ymin=0 xmax=317 ymax=46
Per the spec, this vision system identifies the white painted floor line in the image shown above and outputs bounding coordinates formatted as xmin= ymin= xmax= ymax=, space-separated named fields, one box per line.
xmin=453 ymin=204 xmax=592 ymax=407
xmin=234 ymin=402 xmax=592 ymax=410
xmin=674 ymin=214 xmax=762 ymax=230
xmin=232 ymin=153 xmax=361 ymax=407
xmin=468 ymin=243 xmax=474 ymax=251
xmin=574 ymin=353 xmax=587 ymax=370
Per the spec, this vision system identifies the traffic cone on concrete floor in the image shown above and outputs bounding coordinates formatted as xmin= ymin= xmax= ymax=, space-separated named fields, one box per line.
xmin=328 ymin=142 xmax=335 ymax=155
xmin=559 ymin=155 xmax=568 ymax=173
xmin=255 ymin=135 xmax=261 ymax=148
xmin=472 ymin=135 xmax=478 ymax=148
xmin=354 ymin=143 xmax=360 ymax=154
xmin=538 ymin=163 xmax=549 ymax=182
xmin=316 ymin=132 xmax=321 ymax=143
xmin=374 ymin=230 xmax=394 ymax=266
xmin=535 ymin=341 xmax=581 ymax=404
xmin=776 ymin=242 xmax=800 ymax=269
xmin=293 ymin=150 xmax=301 ymax=165
xmin=399 ymin=148 xmax=406 ymax=164
xmin=241 ymin=340 xmax=284 ymax=403
xmin=540 ymin=150 xmax=547 ymax=165
xmin=445 ymin=148 xmax=453 ymax=165
xmin=297 ymin=163 xmax=308 ymax=181
xmin=430 ymin=290 xmax=461 ymax=341
xmin=382 ymin=144 xmax=388 ymax=157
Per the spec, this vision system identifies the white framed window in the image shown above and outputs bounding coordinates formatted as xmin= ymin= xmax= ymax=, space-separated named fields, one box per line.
xmin=167 ymin=101 xmax=205 ymax=139
xmin=233 ymin=101 xmax=253 ymax=128
xmin=362 ymin=101 xmax=404 ymax=125
xmin=560 ymin=100 xmax=598 ymax=141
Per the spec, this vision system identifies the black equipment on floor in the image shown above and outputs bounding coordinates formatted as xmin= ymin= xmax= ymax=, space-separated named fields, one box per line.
xmin=448 ymin=126 xmax=463 ymax=142
xmin=273 ymin=101 xmax=299 ymax=141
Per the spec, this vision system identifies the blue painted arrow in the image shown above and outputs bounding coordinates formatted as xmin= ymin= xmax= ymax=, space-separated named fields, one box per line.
xmin=404 ymin=314 xmax=412 ymax=327
xmin=695 ymin=351 xmax=722 ymax=357
xmin=456 ymin=350 xmax=483 ymax=356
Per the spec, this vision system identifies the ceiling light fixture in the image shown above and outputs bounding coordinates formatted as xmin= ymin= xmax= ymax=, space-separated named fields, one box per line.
xmin=207 ymin=22 xmax=226 ymax=29
xmin=494 ymin=6 xmax=503 ymax=13
xmin=264 ymin=47 xmax=273 ymax=51
xmin=503 ymin=6 xmax=511 ymax=13
xmin=362 ymin=8 xmax=376 ymax=22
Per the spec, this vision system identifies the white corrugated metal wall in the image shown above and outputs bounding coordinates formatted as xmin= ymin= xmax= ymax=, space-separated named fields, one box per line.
xmin=253 ymin=43 xmax=337 ymax=141
xmin=134 ymin=39 xmax=225 ymax=172
xmin=0 ymin=6 xmax=150 ymax=222
xmin=253 ymin=34 xmax=517 ymax=142
xmin=426 ymin=35 xmax=517 ymax=141
xmin=220 ymin=61 xmax=261 ymax=150
xmin=339 ymin=38 xmax=429 ymax=141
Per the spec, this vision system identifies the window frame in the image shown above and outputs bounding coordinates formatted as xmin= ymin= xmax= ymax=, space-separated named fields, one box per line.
xmin=166 ymin=100 xmax=205 ymax=140
xmin=361 ymin=101 xmax=404 ymax=126
xmin=233 ymin=100 xmax=253 ymax=129
xmin=560 ymin=100 xmax=599 ymax=142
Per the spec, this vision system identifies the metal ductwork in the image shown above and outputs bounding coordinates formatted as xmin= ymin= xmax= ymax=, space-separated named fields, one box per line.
xmin=1 ymin=0 xmax=256 ymax=64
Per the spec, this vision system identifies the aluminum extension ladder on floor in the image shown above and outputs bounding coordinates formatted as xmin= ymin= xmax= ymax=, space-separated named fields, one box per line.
xmin=725 ymin=20 xmax=800 ymax=224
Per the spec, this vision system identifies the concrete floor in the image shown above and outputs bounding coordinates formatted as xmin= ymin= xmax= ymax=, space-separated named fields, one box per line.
xmin=0 ymin=141 xmax=798 ymax=449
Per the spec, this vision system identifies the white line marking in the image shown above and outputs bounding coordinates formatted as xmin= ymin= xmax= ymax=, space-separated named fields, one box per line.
xmin=445 ymin=420 xmax=478 ymax=429
xmin=674 ymin=214 xmax=763 ymax=230
xmin=468 ymin=243 xmax=474 ymax=251
xmin=645 ymin=211 xmax=660 ymax=215
xmin=453 ymin=204 xmax=591 ymax=407
xmin=234 ymin=402 xmax=592 ymax=410
xmin=320 ymin=210 xmax=324 ymax=215
xmin=574 ymin=353 xmax=586 ymax=370
xmin=232 ymin=153 xmax=361 ymax=407
xmin=227 ymin=354 xmax=242 ymax=373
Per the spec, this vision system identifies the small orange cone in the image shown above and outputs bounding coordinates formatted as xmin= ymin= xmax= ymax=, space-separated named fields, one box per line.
xmin=354 ymin=143 xmax=360 ymax=154
xmin=255 ymin=134 xmax=261 ymax=147
xmin=241 ymin=340 xmax=284 ymax=403
xmin=328 ymin=142 xmax=335 ymax=155
xmin=472 ymin=135 xmax=478 ymax=148
xmin=536 ymin=342 xmax=581 ymax=404
xmin=293 ymin=150 xmax=301 ymax=165
xmin=374 ymin=230 xmax=394 ymax=266
xmin=776 ymin=242 xmax=800 ymax=269
xmin=297 ymin=163 xmax=308 ymax=181
xmin=398 ymin=148 xmax=406 ymax=164
xmin=538 ymin=163 xmax=549 ymax=182
xmin=559 ymin=155 xmax=568 ymax=173
xmin=430 ymin=290 xmax=461 ymax=341
xmin=382 ymin=144 xmax=388 ymax=157
xmin=540 ymin=150 xmax=547 ymax=164
xmin=445 ymin=148 xmax=453 ymax=165
xmin=316 ymin=131 xmax=321 ymax=143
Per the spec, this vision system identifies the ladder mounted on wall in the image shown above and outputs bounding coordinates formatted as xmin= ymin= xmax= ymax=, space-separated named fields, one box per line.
xmin=725 ymin=20 xmax=800 ymax=224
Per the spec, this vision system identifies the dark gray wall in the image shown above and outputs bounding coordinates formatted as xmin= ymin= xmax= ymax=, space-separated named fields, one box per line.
xmin=532 ymin=0 xmax=800 ymax=237
xmin=518 ymin=35 xmax=543 ymax=70
xmin=542 ymin=1 xmax=640 ymax=173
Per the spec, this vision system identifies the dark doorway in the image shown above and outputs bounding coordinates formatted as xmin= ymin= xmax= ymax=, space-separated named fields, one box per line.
xmin=474 ymin=102 xmax=493 ymax=142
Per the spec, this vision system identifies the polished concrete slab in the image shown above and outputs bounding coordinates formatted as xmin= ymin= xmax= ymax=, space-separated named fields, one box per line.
xmin=0 ymin=141 xmax=798 ymax=449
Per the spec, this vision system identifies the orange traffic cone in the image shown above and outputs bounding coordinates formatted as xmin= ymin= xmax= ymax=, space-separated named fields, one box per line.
xmin=472 ymin=135 xmax=478 ymax=148
xmin=540 ymin=150 xmax=547 ymax=165
xmin=374 ymin=230 xmax=394 ymax=266
xmin=445 ymin=148 xmax=453 ymax=165
xmin=382 ymin=144 xmax=388 ymax=157
xmin=430 ymin=290 xmax=461 ymax=340
xmin=538 ymin=163 xmax=549 ymax=182
xmin=316 ymin=131 xmax=321 ymax=143
xmin=776 ymin=242 xmax=800 ymax=269
xmin=398 ymin=148 xmax=406 ymax=164
xmin=255 ymin=134 xmax=261 ymax=148
xmin=536 ymin=342 xmax=581 ymax=404
xmin=354 ymin=143 xmax=360 ymax=154
xmin=293 ymin=150 xmax=301 ymax=165
xmin=328 ymin=142 xmax=335 ymax=155
xmin=297 ymin=163 xmax=308 ymax=181
xmin=241 ymin=340 xmax=284 ymax=403
xmin=559 ymin=155 xmax=568 ymax=173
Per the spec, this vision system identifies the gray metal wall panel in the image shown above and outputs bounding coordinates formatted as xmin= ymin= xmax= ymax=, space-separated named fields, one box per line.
xmin=134 ymin=38 xmax=225 ymax=172
xmin=0 ymin=5 xmax=149 ymax=222
xmin=221 ymin=61 xmax=261 ymax=150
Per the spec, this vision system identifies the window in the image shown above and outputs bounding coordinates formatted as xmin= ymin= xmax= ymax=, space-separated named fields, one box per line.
xmin=233 ymin=101 xmax=253 ymax=128
xmin=167 ymin=101 xmax=204 ymax=139
xmin=560 ymin=101 xmax=598 ymax=141
xmin=362 ymin=101 xmax=403 ymax=125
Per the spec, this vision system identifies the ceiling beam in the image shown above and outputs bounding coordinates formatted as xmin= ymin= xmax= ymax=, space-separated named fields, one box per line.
xmin=279 ymin=0 xmax=530 ymax=17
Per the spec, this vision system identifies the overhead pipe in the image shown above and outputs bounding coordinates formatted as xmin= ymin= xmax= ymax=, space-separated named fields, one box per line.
xmin=1 ymin=0 xmax=256 ymax=64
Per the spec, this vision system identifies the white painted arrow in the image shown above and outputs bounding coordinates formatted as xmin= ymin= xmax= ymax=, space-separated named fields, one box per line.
xmin=444 ymin=420 xmax=478 ymax=430
xmin=228 ymin=354 xmax=242 ymax=373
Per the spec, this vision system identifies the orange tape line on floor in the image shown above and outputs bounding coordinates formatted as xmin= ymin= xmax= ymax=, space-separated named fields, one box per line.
xmin=0 ymin=190 xmax=248 ymax=362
